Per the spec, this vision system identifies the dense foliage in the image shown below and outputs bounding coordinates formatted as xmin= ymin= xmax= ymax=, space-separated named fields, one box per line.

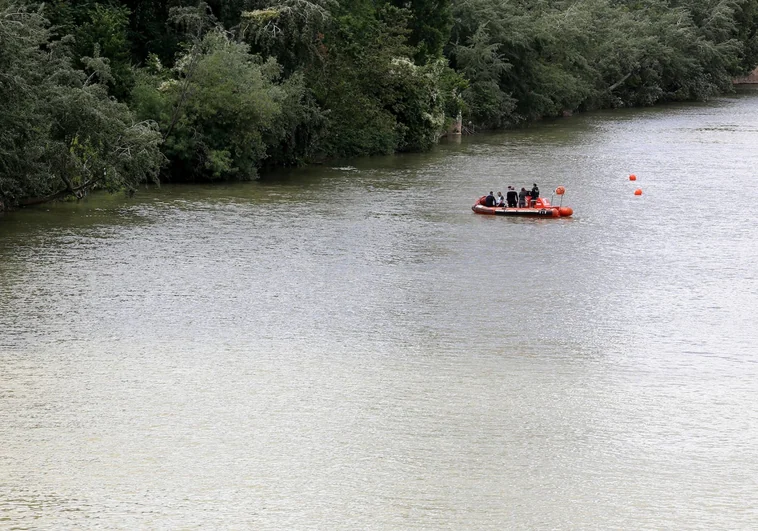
xmin=1 ymin=0 xmax=757 ymax=208
xmin=449 ymin=0 xmax=758 ymax=126
xmin=0 ymin=1 xmax=163 ymax=209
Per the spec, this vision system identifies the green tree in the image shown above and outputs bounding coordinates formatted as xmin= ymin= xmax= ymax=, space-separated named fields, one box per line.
xmin=302 ymin=3 xmax=462 ymax=156
xmin=389 ymin=0 xmax=453 ymax=63
xmin=450 ymin=26 xmax=515 ymax=127
xmin=239 ymin=0 xmax=336 ymax=74
xmin=448 ymin=0 xmax=758 ymax=127
xmin=131 ymin=25 xmax=311 ymax=179
xmin=43 ymin=0 xmax=136 ymax=99
xmin=0 ymin=1 xmax=163 ymax=209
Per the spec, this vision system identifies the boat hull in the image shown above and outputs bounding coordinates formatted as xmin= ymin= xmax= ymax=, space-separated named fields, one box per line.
xmin=471 ymin=196 xmax=573 ymax=217
xmin=472 ymin=205 xmax=561 ymax=217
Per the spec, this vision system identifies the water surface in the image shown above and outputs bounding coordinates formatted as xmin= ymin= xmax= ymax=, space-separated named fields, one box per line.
xmin=2 ymin=90 xmax=758 ymax=529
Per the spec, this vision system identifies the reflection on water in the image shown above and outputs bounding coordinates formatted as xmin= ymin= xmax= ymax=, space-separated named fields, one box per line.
xmin=2 ymin=89 xmax=758 ymax=529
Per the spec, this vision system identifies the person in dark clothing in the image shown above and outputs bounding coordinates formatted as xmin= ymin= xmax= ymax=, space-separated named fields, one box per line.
xmin=518 ymin=188 xmax=527 ymax=207
xmin=484 ymin=191 xmax=496 ymax=207
xmin=531 ymin=183 xmax=540 ymax=206
xmin=506 ymin=186 xmax=518 ymax=207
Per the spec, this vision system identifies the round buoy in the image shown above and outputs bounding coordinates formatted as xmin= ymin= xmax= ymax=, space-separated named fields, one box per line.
xmin=555 ymin=186 xmax=566 ymax=195
xmin=634 ymin=189 xmax=642 ymax=196
xmin=559 ymin=207 xmax=573 ymax=217
xmin=629 ymin=174 xmax=637 ymax=181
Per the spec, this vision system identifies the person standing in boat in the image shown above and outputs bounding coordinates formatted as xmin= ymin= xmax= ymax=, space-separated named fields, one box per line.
xmin=531 ymin=183 xmax=540 ymax=206
xmin=484 ymin=191 xmax=496 ymax=207
xmin=518 ymin=187 xmax=527 ymax=207
xmin=506 ymin=186 xmax=518 ymax=207
xmin=496 ymin=192 xmax=505 ymax=207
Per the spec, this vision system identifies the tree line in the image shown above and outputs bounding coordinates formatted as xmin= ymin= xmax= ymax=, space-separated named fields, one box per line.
xmin=2 ymin=0 xmax=756 ymax=209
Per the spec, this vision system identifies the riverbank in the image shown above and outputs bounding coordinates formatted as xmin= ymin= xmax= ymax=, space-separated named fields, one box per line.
xmin=4 ymin=0 xmax=757 ymax=212
xmin=735 ymin=67 xmax=758 ymax=84
xmin=2 ymin=86 xmax=755 ymax=216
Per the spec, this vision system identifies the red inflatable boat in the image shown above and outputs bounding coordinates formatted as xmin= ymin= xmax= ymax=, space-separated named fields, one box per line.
xmin=471 ymin=196 xmax=573 ymax=217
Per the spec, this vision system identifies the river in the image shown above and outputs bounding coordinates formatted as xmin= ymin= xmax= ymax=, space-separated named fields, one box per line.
xmin=2 ymin=89 xmax=758 ymax=529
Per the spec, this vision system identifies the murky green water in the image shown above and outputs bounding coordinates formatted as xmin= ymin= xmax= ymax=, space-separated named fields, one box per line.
xmin=2 ymin=89 xmax=758 ymax=529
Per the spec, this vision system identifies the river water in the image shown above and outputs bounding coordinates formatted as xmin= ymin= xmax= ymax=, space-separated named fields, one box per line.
xmin=2 ymin=89 xmax=758 ymax=529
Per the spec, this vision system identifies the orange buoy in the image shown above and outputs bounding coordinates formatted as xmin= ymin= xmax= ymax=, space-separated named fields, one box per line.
xmin=634 ymin=189 xmax=642 ymax=196
xmin=559 ymin=207 xmax=573 ymax=217
xmin=629 ymin=174 xmax=637 ymax=181
xmin=555 ymin=186 xmax=566 ymax=195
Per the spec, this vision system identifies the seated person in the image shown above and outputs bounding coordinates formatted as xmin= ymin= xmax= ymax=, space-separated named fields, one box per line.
xmin=484 ymin=191 xmax=496 ymax=207
xmin=496 ymin=192 xmax=505 ymax=207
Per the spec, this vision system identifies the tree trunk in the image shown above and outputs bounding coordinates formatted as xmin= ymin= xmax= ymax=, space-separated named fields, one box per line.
xmin=609 ymin=72 xmax=633 ymax=92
